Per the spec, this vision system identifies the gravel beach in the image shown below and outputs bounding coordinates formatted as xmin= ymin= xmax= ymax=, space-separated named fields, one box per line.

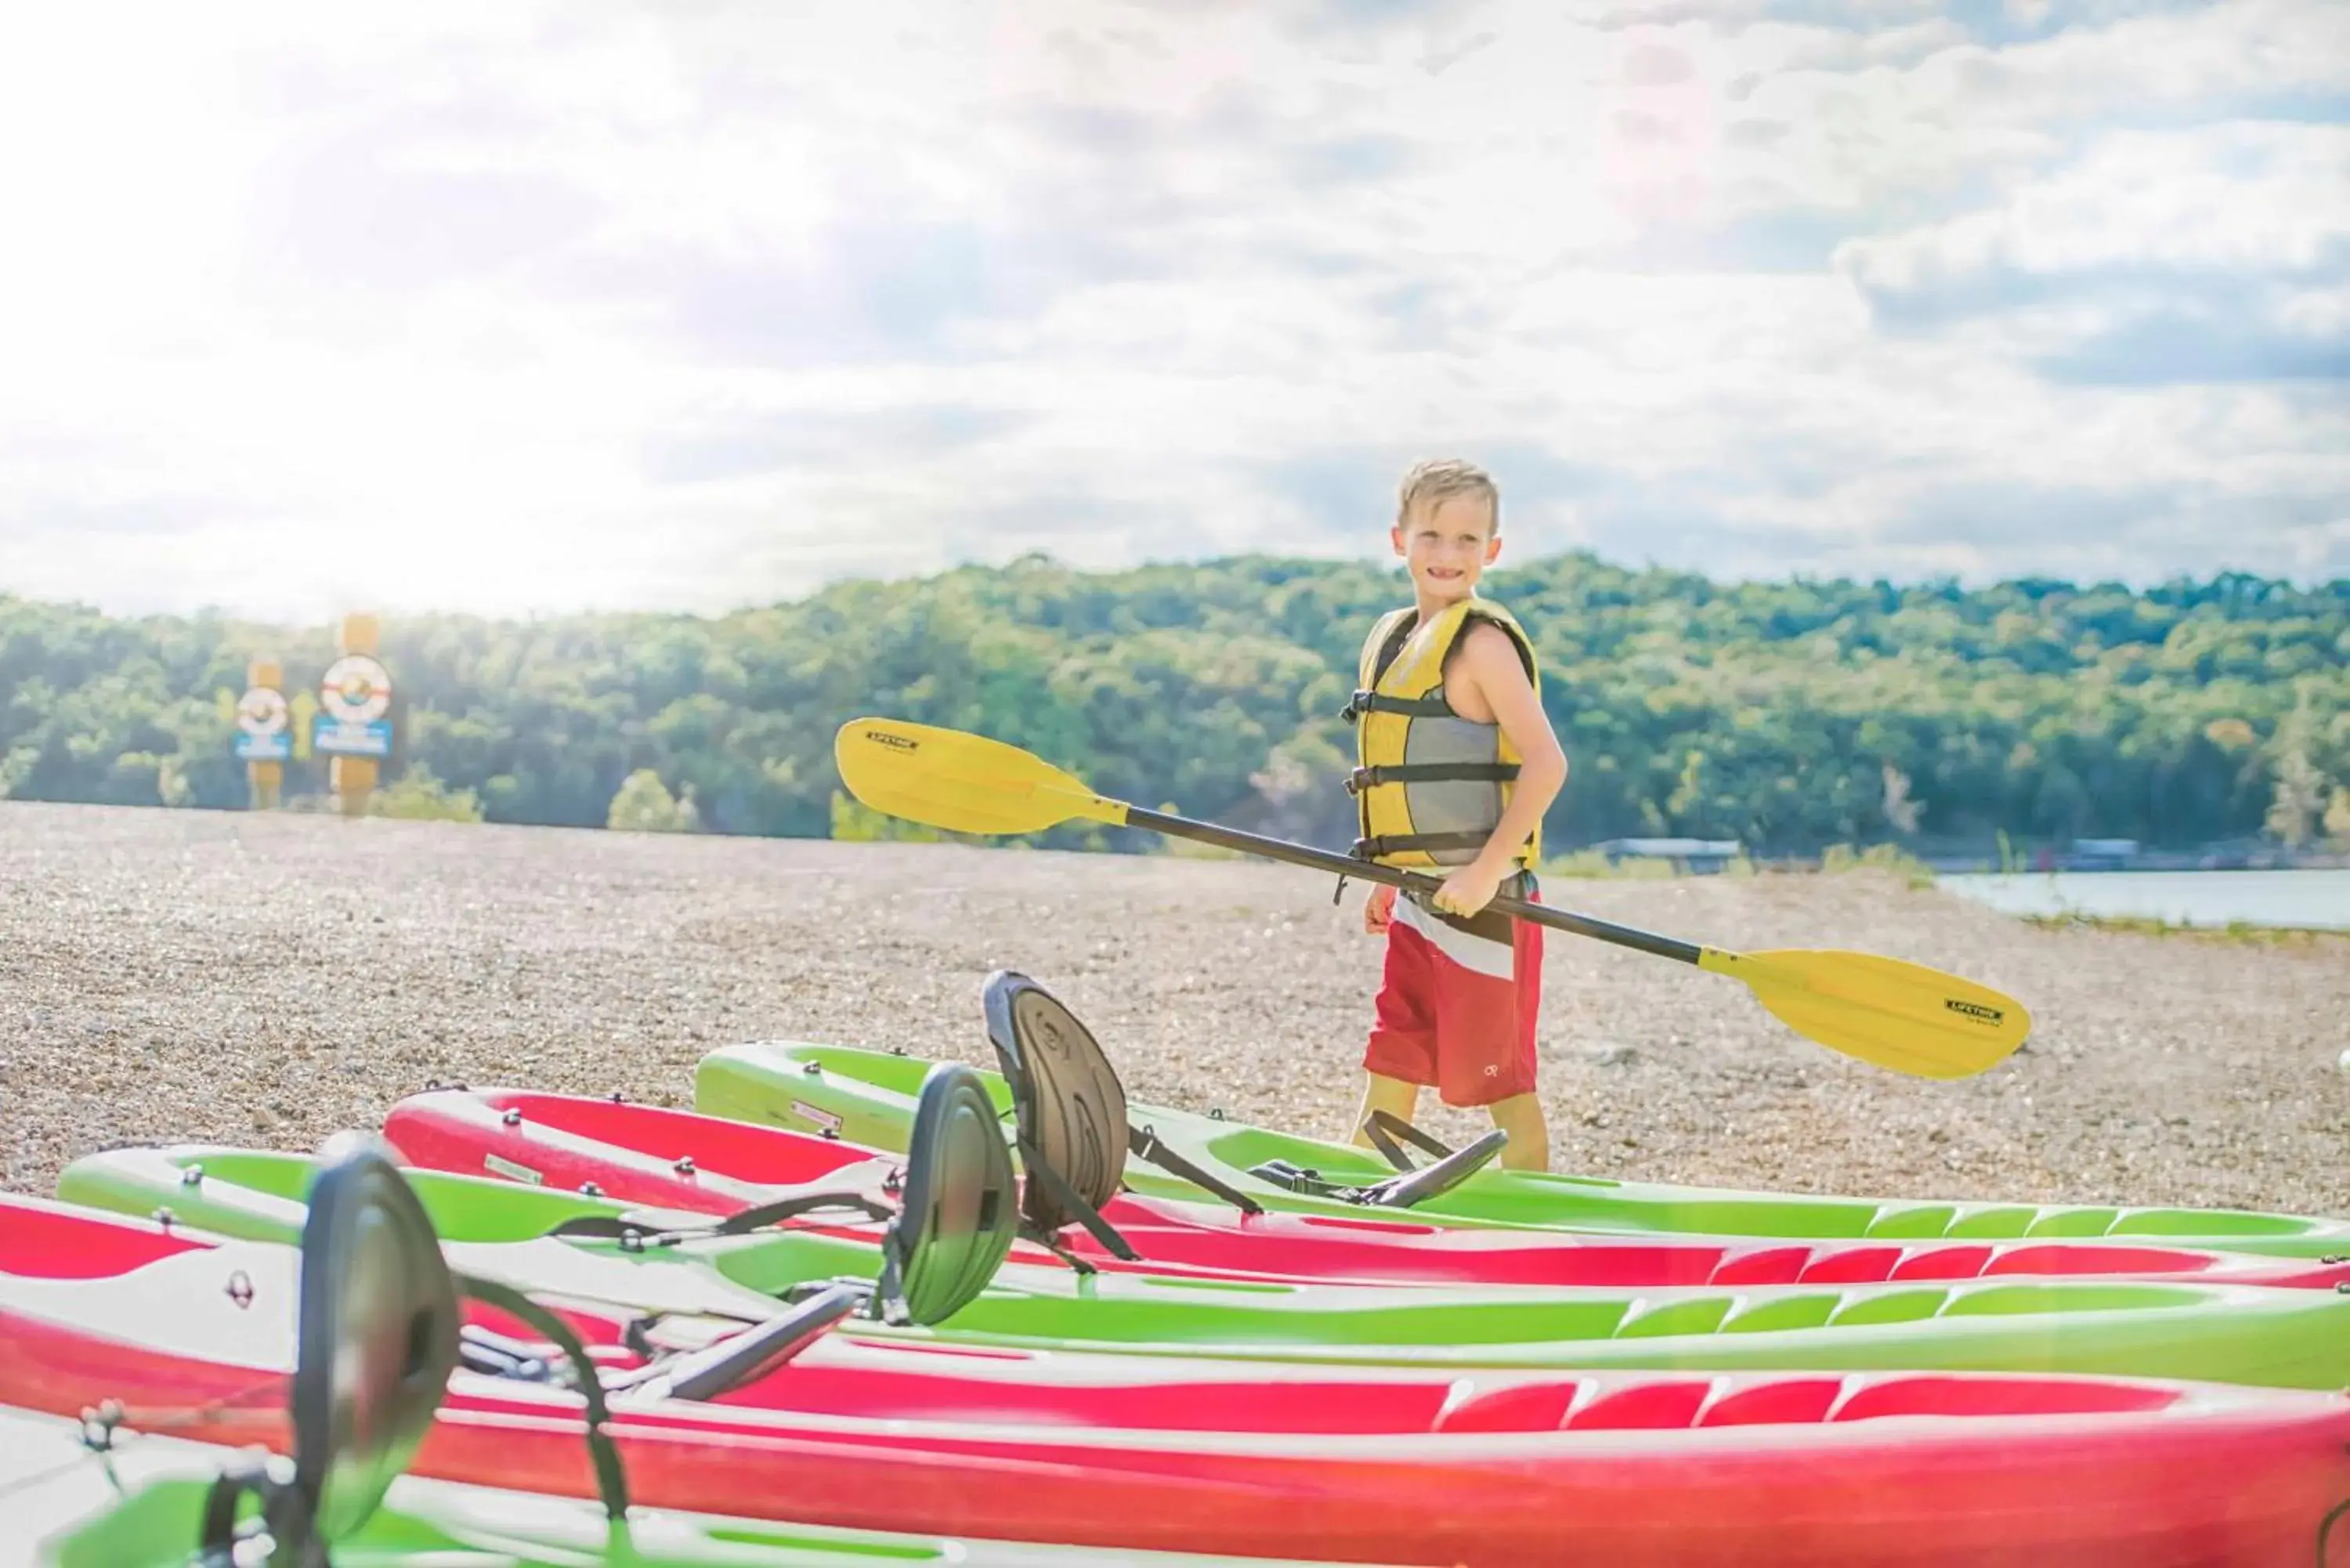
xmin=2 ymin=800 xmax=2343 ymax=1219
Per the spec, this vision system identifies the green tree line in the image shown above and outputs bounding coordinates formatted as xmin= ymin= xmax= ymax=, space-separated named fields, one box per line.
xmin=2 ymin=554 xmax=2343 ymax=858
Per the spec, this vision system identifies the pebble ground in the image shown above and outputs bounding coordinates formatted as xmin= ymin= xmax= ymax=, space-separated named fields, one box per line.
xmin=3 ymin=800 xmax=2343 ymax=1219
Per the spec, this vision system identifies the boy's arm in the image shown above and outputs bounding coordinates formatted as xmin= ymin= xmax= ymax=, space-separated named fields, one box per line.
xmin=1430 ymin=623 xmax=1568 ymax=918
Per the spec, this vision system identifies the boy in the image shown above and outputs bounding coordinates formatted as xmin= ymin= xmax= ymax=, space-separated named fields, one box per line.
xmin=1343 ymin=459 xmax=1567 ymax=1172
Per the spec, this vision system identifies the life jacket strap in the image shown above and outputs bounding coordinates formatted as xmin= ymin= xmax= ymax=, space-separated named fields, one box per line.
xmin=1347 ymin=761 xmax=1520 ymax=795
xmin=1340 ymin=688 xmax=1455 ymax=722
xmin=1351 ymin=829 xmax=1497 ymax=860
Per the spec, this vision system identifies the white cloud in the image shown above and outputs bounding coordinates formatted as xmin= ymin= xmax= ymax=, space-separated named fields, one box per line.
xmin=1836 ymin=122 xmax=2349 ymax=397
xmin=1845 ymin=125 xmax=2350 ymax=287
xmin=0 ymin=0 xmax=2342 ymax=622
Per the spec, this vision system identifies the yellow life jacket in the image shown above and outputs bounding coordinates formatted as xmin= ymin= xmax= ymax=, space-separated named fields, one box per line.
xmin=1342 ymin=597 xmax=1542 ymax=869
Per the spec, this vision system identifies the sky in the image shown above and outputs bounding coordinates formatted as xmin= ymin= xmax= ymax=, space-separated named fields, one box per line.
xmin=0 ymin=0 xmax=2343 ymax=622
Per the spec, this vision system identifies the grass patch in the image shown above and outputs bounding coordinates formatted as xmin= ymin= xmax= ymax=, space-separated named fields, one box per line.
xmin=2020 ymin=912 xmax=2346 ymax=947
xmin=1540 ymin=849 xmax=1683 ymax=880
xmin=1819 ymin=842 xmax=1937 ymax=890
xmin=1540 ymin=843 xmax=1934 ymax=886
xmin=1164 ymin=836 xmax=1244 ymax=860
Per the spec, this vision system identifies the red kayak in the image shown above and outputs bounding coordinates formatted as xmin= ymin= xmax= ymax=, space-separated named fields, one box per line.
xmin=385 ymin=1086 xmax=2350 ymax=1291
xmin=4 ymin=1189 xmax=2348 ymax=1568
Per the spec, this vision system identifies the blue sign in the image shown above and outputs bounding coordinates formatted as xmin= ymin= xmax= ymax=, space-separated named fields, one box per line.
xmin=233 ymin=685 xmax=291 ymax=764
xmin=315 ymin=654 xmax=393 ymax=759
xmin=315 ymin=717 xmax=393 ymax=759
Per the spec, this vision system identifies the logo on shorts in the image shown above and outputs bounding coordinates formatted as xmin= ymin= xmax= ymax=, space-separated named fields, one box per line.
xmin=1484 ymin=1065 xmax=1499 ymax=1077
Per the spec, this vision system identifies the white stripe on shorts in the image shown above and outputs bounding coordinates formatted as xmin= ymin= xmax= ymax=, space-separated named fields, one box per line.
xmin=1392 ymin=891 xmax=1516 ymax=981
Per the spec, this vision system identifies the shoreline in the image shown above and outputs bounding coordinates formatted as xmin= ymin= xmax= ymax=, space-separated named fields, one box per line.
xmin=2 ymin=799 xmax=2343 ymax=1220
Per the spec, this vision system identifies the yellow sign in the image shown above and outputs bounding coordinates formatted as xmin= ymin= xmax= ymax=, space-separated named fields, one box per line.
xmin=240 ymin=658 xmax=287 ymax=807
xmin=321 ymin=615 xmax=387 ymax=815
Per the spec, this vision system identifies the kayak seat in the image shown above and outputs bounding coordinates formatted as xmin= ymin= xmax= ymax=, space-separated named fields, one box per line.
xmin=878 ymin=1061 xmax=1019 ymax=1326
xmin=982 ymin=970 xmax=1129 ymax=1234
xmin=196 ymin=1132 xmax=465 ymax=1562
xmin=981 ymin=970 xmax=1266 ymax=1273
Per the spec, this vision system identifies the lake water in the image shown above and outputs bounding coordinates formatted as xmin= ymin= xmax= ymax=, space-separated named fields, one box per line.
xmin=1938 ymin=869 xmax=2350 ymax=930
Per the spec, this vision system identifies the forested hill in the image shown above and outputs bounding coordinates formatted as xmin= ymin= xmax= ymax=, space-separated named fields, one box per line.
xmin=2 ymin=553 xmax=2343 ymax=858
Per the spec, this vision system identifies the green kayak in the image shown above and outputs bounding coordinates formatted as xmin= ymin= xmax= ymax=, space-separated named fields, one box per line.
xmin=691 ymin=972 xmax=2350 ymax=1259
xmin=56 ymin=1139 xmax=2350 ymax=1391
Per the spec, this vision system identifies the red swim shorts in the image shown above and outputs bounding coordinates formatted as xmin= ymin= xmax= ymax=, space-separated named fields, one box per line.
xmin=1361 ymin=873 xmax=1542 ymax=1108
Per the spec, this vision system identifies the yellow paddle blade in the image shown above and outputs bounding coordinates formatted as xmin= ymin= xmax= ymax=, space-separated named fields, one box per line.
xmin=1697 ymin=948 xmax=2030 ymax=1079
xmin=834 ymin=718 xmax=1131 ymax=837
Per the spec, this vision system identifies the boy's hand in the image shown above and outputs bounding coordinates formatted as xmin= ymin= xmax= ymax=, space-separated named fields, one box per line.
xmin=1363 ymin=883 xmax=1397 ymax=934
xmin=1432 ymin=859 xmax=1508 ymax=919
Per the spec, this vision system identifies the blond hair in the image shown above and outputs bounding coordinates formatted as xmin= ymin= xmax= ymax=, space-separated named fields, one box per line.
xmin=1397 ymin=459 xmax=1499 ymax=533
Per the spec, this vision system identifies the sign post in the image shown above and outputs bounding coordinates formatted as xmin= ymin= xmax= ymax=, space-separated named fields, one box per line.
xmin=313 ymin=614 xmax=393 ymax=817
xmin=233 ymin=659 xmax=291 ymax=808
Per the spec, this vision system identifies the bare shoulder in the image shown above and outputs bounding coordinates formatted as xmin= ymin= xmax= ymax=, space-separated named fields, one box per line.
xmin=1455 ymin=620 xmax=1532 ymax=684
xmin=1459 ymin=620 xmax=1519 ymax=655
xmin=1439 ymin=618 xmax=1534 ymax=724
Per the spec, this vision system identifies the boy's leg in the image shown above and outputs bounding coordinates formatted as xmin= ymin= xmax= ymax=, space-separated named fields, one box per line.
xmin=1485 ymin=1091 xmax=1550 ymax=1172
xmin=1410 ymin=873 xmax=1552 ymax=1172
xmin=1487 ymin=893 xmax=1549 ymax=1171
xmin=1351 ymin=1072 xmax=1423 ymax=1157
xmin=1358 ymin=901 xmax=1442 ymax=1148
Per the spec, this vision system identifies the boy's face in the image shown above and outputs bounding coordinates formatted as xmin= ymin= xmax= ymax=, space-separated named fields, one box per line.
xmin=1391 ymin=494 xmax=1501 ymax=603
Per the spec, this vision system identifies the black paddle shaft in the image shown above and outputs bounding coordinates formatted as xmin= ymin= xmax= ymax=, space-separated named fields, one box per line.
xmin=1122 ymin=805 xmax=1706 ymax=966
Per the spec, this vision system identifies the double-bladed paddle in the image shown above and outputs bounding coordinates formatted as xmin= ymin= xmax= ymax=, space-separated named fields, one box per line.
xmin=833 ymin=717 xmax=2032 ymax=1080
